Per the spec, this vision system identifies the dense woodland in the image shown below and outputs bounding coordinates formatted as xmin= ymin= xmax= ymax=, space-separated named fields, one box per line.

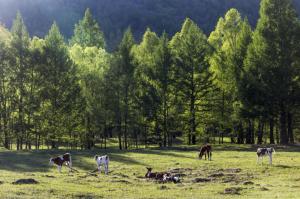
xmin=0 ymin=0 xmax=300 ymax=150
xmin=1 ymin=0 xmax=300 ymax=50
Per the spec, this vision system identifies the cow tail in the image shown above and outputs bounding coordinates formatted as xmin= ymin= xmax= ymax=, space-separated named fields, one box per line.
xmin=69 ymin=154 xmax=72 ymax=168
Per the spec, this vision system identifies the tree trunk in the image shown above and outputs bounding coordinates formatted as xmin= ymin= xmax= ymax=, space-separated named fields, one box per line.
xmin=287 ymin=112 xmax=294 ymax=144
xmin=269 ymin=118 xmax=275 ymax=144
xmin=257 ymin=119 xmax=263 ymax=145
xmin=279 ymin=103 xmax=288 ymax=144
xmin=246 ymin=119 xmax=252 ymax=144
xmin=237 ymin=122 xmax=244 ymax=144
xmin=190 ymin=94 xmax=196 ymax=145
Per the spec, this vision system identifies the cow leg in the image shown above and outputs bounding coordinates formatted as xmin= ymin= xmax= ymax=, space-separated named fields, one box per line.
xmin=105 ymin=164 xmax=109 ymax=175
xmin=269 ymin=154 xmax=272 ymax=165
xmin=209 ymin=152 xmax=212 ymax=161
xmin=98 ymin=165 xmax=102 ymax=174
xmin=58 ymin=165 xmax=62 ymax=173
xmin=205 ymin=153 xmax=207 ymax=160
xmin=66 ymin=162 xmax=72 ymax=172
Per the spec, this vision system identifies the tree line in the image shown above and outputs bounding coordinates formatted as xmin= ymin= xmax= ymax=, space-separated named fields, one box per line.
xmin=0 ymin=0 xmax=299 ymax=150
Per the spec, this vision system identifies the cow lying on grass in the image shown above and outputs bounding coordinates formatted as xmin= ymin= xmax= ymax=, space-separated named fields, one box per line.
xmin=199 ymin=144 xmax=212 ymax=161
xmin=257 ymin=147 xmax=275 ymax=165
xmin=145 ymin=168 xmax=180 ymax=183
xmin=95 ymin=155 xmax=109 ymax=175
xmin=49 ymin=153 xmax=72 ymax=173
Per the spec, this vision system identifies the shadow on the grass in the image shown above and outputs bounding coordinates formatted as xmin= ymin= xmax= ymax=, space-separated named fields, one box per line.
xmin=0 ymin=144 xmax=299 ymax=172
xmin=0 ymin=149 xmax=147 ymax=172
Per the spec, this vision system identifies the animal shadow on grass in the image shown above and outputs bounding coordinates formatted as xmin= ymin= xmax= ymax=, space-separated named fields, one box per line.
xmin=274 ymin=164 xmax=300 ymax=169
xmin=0 ymin=149 xmax=146 ymax=173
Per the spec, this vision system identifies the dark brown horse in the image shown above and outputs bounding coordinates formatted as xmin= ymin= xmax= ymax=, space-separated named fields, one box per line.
xmin=198 ymin=144 xmax=212 ymax=160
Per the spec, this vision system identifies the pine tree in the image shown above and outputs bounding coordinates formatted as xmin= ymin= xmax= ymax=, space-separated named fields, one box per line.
xmin=243 ymin=0 xmax=300 ymax=144
xmin=10 ymin=12 xmax=31 ymax=150
xmin=70 ymin=8 xmax=105 ymax=49
xmin=170 ymin=18 xmax=214 ymax=145
xmin=40 ymin=22 xmax=79 ymax=148
xmin=208 ymin=9 xmax=252 ymax=144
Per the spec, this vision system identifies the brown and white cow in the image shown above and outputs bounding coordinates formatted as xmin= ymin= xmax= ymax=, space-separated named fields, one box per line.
xmin=257 ymin=147 xmax=275 ymax=165
xmin=49 ymin=153 xmax=72 ymax=173
xmin=198 ymin=144 xmax=212 ymax=161
xmin=145 ymin=168 xmax=180 ymax=183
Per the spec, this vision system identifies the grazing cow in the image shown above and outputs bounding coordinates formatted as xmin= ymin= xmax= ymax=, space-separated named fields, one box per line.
xmin=145 ymin=168 xmax=180 ymax=183
xmin=95 ymin=155 xmax=109 ymax=175
xmin=257 ymin=147 xmax=275 ymax=165
xmin=198 ymin=144 xmax=212 ymax=160
xmin=49 ymin=153 xmax=72 ymax=173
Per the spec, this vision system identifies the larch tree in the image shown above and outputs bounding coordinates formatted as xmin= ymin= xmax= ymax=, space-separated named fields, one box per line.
xmin=40 ymin=22 xmax=80 ymax=149
xmin=10 ymin=12 xmax=31 ymax=150
xmin=243 ymin=0 xmax=300 ymax=144
xmin=70 ymin=8 xmax=105 ymax=49
xmin=170 ymin=18 xmax=214 ymax=145
xmin=208 ymin=9 xmax=252 ymax=144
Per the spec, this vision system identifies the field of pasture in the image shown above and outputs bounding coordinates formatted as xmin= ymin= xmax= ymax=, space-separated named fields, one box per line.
xmin=0 ymin=144 xmax=299 ymax=199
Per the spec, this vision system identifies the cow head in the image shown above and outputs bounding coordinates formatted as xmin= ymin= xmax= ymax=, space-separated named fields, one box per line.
xmin=146 ymin=167 xmax=152 ymax=172
xmin=145 ymin=167 xmax=153 ymax=178
xmin=49 ymin=158 xmax=54 ymax=165
xmin=199 ymin=150 xmax=204 ymax=159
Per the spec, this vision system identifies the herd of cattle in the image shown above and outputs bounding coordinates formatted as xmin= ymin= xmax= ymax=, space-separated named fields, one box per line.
xmin=49 ymin=145 xmax=276 ymax=183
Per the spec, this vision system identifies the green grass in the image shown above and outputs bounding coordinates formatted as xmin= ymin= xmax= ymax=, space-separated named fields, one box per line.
xmin=0 ymin=144 xmax=299 ymax=199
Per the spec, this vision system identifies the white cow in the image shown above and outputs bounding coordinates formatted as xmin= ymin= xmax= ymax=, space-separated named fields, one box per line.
xmin=95 ymin=155 xmax=109 ymax=175
xmin=257 ymin=147 xmax=275 ymax=165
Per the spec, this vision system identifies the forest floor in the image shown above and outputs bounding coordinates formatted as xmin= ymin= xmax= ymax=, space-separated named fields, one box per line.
xmin=0 ymin=144 xmax=299 ymax=199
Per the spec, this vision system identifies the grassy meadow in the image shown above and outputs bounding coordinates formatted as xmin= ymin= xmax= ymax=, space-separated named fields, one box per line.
xmin=0 ymin=144 xmax=299 ymax=199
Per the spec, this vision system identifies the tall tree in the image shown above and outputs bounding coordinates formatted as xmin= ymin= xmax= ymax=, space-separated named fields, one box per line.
xmin=133 ymin=28 xmax=161 ymax=146
xmin=40 ymin=22 xmax=79 ymax=148
xmin=243 ymin=0 xmax=300 ymax=144
xmin=10 ymin=12 xmax=31 ymax=150
xmin=70 ymin=44 xmax=110 ymax=149
xmin=70 ymin=8 xmax=105 ymax=49
xmin=114 ymin=28 xmax=135 ymax=149
xmin=0 ymin=25 xmax=12 ymax=149
xmin=208 ymin=9 xmax=252 ymax=144
xmin=170 ymin=18 xmax=213 ymax=145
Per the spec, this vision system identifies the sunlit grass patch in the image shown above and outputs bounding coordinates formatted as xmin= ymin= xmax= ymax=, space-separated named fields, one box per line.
xmin=0 ymin=144 xmax=299 ymax=198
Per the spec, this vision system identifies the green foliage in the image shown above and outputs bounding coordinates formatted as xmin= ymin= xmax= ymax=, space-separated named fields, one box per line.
xmin=39 ymin=22 xmax=80 ymax=148
xmin=1 ymin=1 xmax=300 ymax=149
xmin=70 ymin=8 xmax=105 ymax=49
xmin=170 ymin=18 xmax=214 ymax=144
xmin=242 ymin=0 xmax=300 ymax=144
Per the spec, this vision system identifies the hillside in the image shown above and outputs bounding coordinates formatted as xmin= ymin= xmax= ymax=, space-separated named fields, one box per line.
xmin=0 ymin=0 xmax=299 ymax=49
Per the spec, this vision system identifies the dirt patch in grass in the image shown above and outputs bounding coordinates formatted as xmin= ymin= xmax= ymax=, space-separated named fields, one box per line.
xmin=113 ymin=173 xmax=129 ymax=178
xmin=218 ymin=168 xmax=242 ymax=173
xmin=192 ymin=178 xmax=212 ymax=183
xmin=169 ymin=168 xmax=192 ymax=176
xmin=223 ymin=187 xmax=243 ymax=195
xmin=243 ymin=181 xmax=254 ymax=185
xmin=43 ymin=175 xmax=55 ymax=178
xmin=12 ymin=178 xmax=39 ymax=185
xmin=260 ymin=186 xmax=269 ymax=191
xmin=209 ymin=172 xmax=224 ymax=178
xmin=159 ymin=185 xmax=169 ymax=190
xmin=111 ymin=179 xmax=132 ymax=184
xmin=0 ymin=181 xmax=4 ymax=185
xmin=74 ymin=193 xmax=99 ymax=199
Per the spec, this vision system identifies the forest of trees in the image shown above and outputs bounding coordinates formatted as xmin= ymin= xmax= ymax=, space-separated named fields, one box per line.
xmin=0 ymin=0 xmax=300 ymax=150
xmin=3 ymin=0 xmax=300 ymax=50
